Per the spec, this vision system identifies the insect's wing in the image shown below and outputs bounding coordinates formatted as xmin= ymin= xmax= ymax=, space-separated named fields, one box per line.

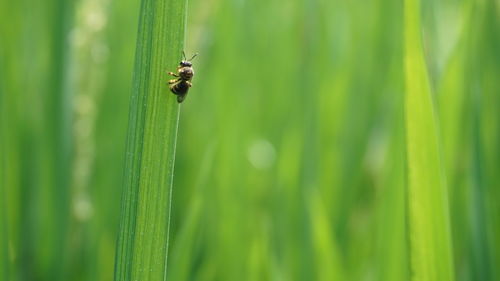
xmin=177 ymin=92 xmax=188 ymax=103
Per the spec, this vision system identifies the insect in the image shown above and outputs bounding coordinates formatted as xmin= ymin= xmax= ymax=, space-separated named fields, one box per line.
xmin=168 ymin=52 xmax=197 ymax=103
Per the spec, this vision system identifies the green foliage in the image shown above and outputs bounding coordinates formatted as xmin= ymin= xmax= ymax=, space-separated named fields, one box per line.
xmin=1 ymin=0 xmax=499 ymax=280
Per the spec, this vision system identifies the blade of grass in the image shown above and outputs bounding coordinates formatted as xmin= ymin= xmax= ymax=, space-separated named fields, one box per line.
xmin=0 ymin=192 xmax=6 ymax=281
xmin=478 ymin=0 xmax=500 ymax=276
xmin=112 ymin=0 xmax=188 ymax=280
xmin=375 ymin=87 xmax=408 ymax=281
xmin=404 ymin=0 xmax=455 ymax=280
xmin=0 ymin=54 xmax=8 ymax=281
xmin=466 ymin=1 xmax=499 ymax=279
xmin=167 ymin=143 xmax=215 ymax=281
xmin=3 ymin=0 xmax=74 ymax=279
xmin=0 ymin=4 xmax=19 ymax=279
xmin=307 ymin=190 xmax=344 ymax=281
xmin=437 ymin=28 xmax=469 ymax=276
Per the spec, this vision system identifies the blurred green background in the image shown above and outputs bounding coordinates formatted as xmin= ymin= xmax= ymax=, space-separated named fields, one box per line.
xmin=1 ymin=0 xmax=499 ymax=280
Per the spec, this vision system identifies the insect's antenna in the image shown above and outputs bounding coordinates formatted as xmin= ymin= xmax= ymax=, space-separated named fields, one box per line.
xmin=182 ymin=51 xmax=187 ymax=61
xmin=189 ymin=53 xmax=198 ymax=61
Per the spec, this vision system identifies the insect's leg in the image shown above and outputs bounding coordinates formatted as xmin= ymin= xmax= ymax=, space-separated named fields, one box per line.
xmin=186 ymin=81 xmax=192 ymax=87
xmin=168 ymin=72 xmax=179 ymax=77
xmin=168 ymin=79 xmax=178 ymax=84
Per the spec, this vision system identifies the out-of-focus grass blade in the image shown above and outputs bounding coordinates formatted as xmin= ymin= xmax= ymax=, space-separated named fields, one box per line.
xmin=404 ymin=0 xmax=455 ymax=280
xmin=436 ymin=12 xmax=469 ymax=280
xmin=475 ymin=1 xmax=500 ymax=279
xmin=112 ymin=0 xmax=188 ymax=280
xmin=0 ymin=193 xmax=6 ymax=281
xmin=376 ymin=93 xmax=408 ymax=281
xmin=167 ymin=144 xmax=215 ymax=281
xmin=0 ymin=58 xmax=8 ymax=281
xmin=1 ymin=0 xmax=74 ymax=279
xmin=465 ymin=1 xmax=499 ymax=279
xmin=308 ymin=190 xmax=344 ymax=281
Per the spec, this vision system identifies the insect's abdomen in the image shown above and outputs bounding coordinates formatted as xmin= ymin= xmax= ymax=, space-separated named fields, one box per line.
xmin=171 ymin=81 xmax=189 ymax=94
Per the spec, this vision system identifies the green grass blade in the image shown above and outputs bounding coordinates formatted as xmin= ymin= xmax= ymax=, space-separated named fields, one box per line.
xmin=0 ymin=197 xmax=6 ymax=281
xmin=404 ymin=0 xmax=455 ymax=280
xmin=113 ymin=0 xmax=188 ymax=280
xmin=0 ymin=56 xmax=8 ymax=281
xmin=307 ymin=190 xmax=344 ymax=281
xmin=376 ymin=95 xmax=409 ymax=281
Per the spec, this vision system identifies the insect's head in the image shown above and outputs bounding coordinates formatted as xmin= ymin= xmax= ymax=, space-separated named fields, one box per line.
xmin=180 ymin=61 xmax=192 ymax=67
xmin=180 ymin=52 xmax=198 ymax=67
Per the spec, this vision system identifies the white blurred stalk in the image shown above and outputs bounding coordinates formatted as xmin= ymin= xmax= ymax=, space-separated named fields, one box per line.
xmin=65 ymin=0 xmax=110 ymax=278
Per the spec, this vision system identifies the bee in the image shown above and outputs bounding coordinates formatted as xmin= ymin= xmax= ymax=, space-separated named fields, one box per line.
xmin=168 ymin=52 xmax=197 ymax=103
